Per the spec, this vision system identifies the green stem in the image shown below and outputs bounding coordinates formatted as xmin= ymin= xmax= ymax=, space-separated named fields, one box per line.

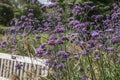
xmin=87 ymin=55 xmax=97 ymax=80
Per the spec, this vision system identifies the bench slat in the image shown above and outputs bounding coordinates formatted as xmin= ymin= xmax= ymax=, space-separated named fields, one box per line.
xmin=3 ymin=59 xmax=6 ymax=78
xmin=0 ymin=59 xmax=4 ymax=77
xmin=9 ymin=60 xmax=13 ymax=77
xmin=20 ymin=62 xmax=24 ymax=80
xmin=0 ymin=53 xmax=46 ymax=65
xmin=0 ymin=53 xmax=48 ymax=80
xmin=6 ymin=60 xmax=10 ymax=77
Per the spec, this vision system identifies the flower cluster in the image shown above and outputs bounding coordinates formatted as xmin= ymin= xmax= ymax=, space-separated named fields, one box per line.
xmin=0 ymin=1 xmax=120 ymax=80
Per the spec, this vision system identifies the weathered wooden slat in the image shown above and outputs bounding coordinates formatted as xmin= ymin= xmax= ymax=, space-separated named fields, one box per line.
xmin=13 ymin=61 xmax=16 ymax=75
xmin=0 ymin=59 xmax=4 ymax=77
xmin=20 ymin=62 xmax=24 ymax=80
xmin=36 ymin=65 xmax=41 ymax=78
xmin=0 ymin=53 xmax=46 ymax=65
xmin=0 ymin=53 xmax=49 ymax=80
xmin=3 ymin=59 xmax=6 ymax=78
xmin=5 ymin=60 xmax=10 ymax=78
xmin=41 ymin=66 xmax=49 ymax=77
xmin=9 ymin=60 xmax=14 ymax=77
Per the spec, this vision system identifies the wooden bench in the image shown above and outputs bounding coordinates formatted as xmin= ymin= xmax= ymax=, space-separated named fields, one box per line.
xmin=0 ymin=53 xmax=48 ymax=80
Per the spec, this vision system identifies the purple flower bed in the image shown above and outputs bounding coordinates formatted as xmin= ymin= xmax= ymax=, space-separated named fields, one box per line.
xmin=0 ymin=1 xmax=120 ymax=80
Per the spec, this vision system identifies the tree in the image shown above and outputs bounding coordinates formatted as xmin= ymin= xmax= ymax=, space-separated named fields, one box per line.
xmin=0 ymin=0 xmax=11 ymax=5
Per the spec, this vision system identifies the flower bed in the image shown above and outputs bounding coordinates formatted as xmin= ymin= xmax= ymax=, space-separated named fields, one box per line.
xmin=0 ymin=1 xmax=120 ymax=80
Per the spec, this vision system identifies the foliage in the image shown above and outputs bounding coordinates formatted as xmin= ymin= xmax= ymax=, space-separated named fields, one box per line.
xmin=0 ymin=1 xmax=120 ymax=80
xmin=0 ymin=0 xmax=11 ymax=5
xmin=0 ymin=3 xmax=14 ymax=26
xmin=22 ymin=4 xmax=43 ymax=18
xmin=14 ymin=11 xmax=23 ymax=18
xmin=0 ymin=25 xmax=6 ymax=34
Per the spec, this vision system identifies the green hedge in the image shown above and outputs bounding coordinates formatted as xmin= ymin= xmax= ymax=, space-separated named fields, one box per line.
xmin=0 ymin=3 xmax=14 ymax=26
xmin=14 ymin=11 xmax=23 ymax=18
xmin=22 ymin=4 xmax=42 ymax=18
xmin=0 ymin=25 xmax=7 ymax=34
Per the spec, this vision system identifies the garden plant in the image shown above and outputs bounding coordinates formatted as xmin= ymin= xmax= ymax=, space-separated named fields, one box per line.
xmin=0 ymin=0 xmax=120 ymax=80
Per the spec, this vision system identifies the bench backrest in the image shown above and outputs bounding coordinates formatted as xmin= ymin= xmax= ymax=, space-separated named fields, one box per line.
xmin=0 ymin=53 xmax=48 ymax=80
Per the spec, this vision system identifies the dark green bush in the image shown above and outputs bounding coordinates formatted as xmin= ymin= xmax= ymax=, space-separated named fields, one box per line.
xmin=86 ymin=0 xmax=118 ymax=4
xmin=0 ymin=25 xmax=6 ymax=34
xmin=22 ymin=4 xmax=42 ymax=18
xmin=0 ymin=3 xmax=14 ymax=26
xmin=14 ymin=11 xmax=23 ymax=18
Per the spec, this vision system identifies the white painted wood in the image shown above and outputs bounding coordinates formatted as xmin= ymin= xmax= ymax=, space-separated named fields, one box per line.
xmin=9 ymin=60 xmax=13 ymax=77
xmin=0 ymin=53 xmax=47 ymax=65
xmin=0 ymin=59 xmax=4 ymax=76
xmin=6 ymin=60 xmax=10 ymax=78
xmin=13 ymin=61 xmax=16 ymax=75
xmin=20 ymin=62 xmax=24 ymax=80
xmin=3 ymin=59 xmax=6 ymax=78
xmin=0 ymin=77 xmax=9 ymax=80
xmin=0 ymin=53 xmax=49 ymax=80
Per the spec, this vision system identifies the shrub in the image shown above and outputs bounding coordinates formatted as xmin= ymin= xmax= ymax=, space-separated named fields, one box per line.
xmin=14 ymin=11 xmax=23 ymax=18
xmin=0 ymin=25 xmax=6 ymax=34
xmin=0 ymin=3 xmax=14 ymax=26
xmin=22 ymin=4 xmax=42 ymax=18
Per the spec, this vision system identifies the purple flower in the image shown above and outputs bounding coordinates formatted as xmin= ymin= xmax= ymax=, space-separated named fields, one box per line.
xmin=68 ymin=17 xmax=74 ymax=21
xmin=98 ymin=44 xmax=103 ymax=49
xmin=82 ymin=75 xmax=88 ymax=80
xmin=36 ymin=47 xmax=43 ymax=57
xmin=22 ymin=22 xmax=28 ymax=27
xmin=63 ymin=52 xmax=70 ymax=58
xmin=87 ymin=40 xmax=96 ymax=48
xmin=61 ymin=36 xmax=69 ymax=41
xmin=111 ymin=36 xmax=120 ymax=43
xmin=91 ymin=5 xmax=98 ymax=10
xmin=57 ymin=8 xmax=63 ymax=13
xmin=57 ymin=63 xmax=65 ymax=69
xmin=82 ymin=50 xmax=89 ymax=56
xmin=50 ymin=34 xmax=57 ymax=40
xmin=58 ymin=51 xmax=65 ymax=56
xmin=72 ymin=5 xmax=85 ymax=15
xmin=54 ymin=58 xmax=58 ymax=63
xmin=80 ymin=41 xmax=85 ymax=47
xmin=95 ymin=15 xmax=103 ymax=19
xmin=79 ymin=68 xmax=84 ymax=72
xmin=106 ymin=47 xmax=115 ymax=52
xmin=36 ymin=35 xmax=41 ymax=40
xmin=15 ymin=63 xmax=22 ymax=69
xmin=44 ymin=50 xmax=51 ymax=56
xmin=68 ymin=20 xmax=79 ymax=28
xmin=45 ymin=59 xmax=50 ymax=66
xmin=94 ymin=50 xmax=99 ymax=56
xmin=54 ymin=72 xmax=60 ymax=78
xmin=74 ymin=55 xmax=80 ymax=60
xmin=54 ymin=27 xmax=65 ymax=33
xmin=21 ymin=16 xmax=26 ymax=20
xmin=48 ymin=40 xmax=56 ymax=45
xmin=1 ymin=41 xmax=7 ymax=47
xmin=13 ymin=39 xmax=17 ymax=44
xmin=102 ymin=19 xmax=111 ymax=25
xmin=91 ymin=31 xmax=99 ymax=37
xmin=94 ymin=55 xmax=100 ymax=61
xmin=73 ymin=23 xmax=86 ymax=29
xmin=48 ymin=2 xmax=57 ymax=8
xmin=28 ymin=13 xmax=34 ymax=17
xmin=40 ymin=44 xmax=46 ymax=49
xmin=105 ymin=28 xmax=114 ymax=33
xmin=51 ymin=64 xmax=56 ymax=69
xmin=55 ymin=39 xmax=64 ymax=45
xmin=111 ymin=13 xmax=119 ymax=19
